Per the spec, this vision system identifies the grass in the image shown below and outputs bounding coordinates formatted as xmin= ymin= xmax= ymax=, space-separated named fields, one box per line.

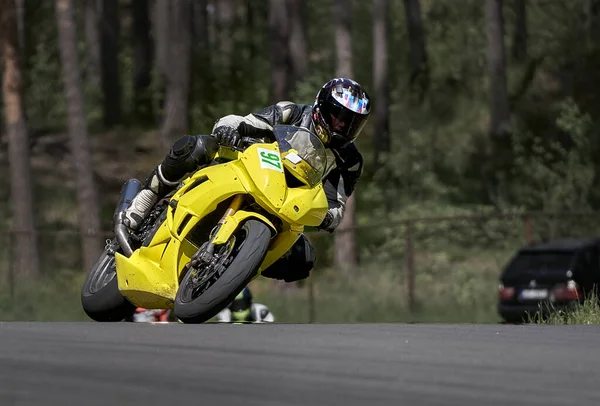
xmin=528 ymin=293 xmax=600 ymax=325
xmin=0 ymin=248 xmax=505 ymax=323
xmin=0 ymin=270 xmax=90 ymax=321
xmin=249 ymin=249 xmax=505 ymax=324
xmin=4 ymin=263 xmax=599 ymax=325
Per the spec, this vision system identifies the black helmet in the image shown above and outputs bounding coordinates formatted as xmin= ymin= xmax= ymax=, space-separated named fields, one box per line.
xmin=229 ymin=287 xmax=253 ymax=322
xmin=312 ymin=78 xmax=371 ymax=149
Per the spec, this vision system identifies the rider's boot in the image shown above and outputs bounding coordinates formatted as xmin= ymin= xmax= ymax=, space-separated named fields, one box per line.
xmin=122 ymin=134 xmax=220 ymax=231
xmin=122 ymin=165 xmax=180 ymax=231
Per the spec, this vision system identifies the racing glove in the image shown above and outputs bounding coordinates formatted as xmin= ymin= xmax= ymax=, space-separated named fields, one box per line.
xmin=317 ymin=210 xmax=336 ymax=233
xmin=213 ymin=125 xmax=241 ymax=148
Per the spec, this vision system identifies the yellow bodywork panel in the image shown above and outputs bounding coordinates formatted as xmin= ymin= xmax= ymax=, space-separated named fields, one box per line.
xmin=279 ymin=184 xmax=328 ymax=226
xmin=238 ymin=144 xmax=287 ymax=212
xmin=211 ymin=210 xmax=277 ymax=245
xmin=115 ymin=235 xmax=198 ymax=308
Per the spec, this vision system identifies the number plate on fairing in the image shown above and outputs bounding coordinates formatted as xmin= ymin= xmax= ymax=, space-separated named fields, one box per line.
xmin=258 ymin=148 xmax=283 ymax=172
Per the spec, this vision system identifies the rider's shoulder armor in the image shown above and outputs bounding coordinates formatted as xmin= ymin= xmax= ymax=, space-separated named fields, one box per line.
xmin=252 ymin=102 xmax=313 ymax=128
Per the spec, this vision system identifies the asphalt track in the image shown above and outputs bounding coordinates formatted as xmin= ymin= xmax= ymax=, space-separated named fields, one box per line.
xmin=0 ymin=323 xmax=599 ymax=406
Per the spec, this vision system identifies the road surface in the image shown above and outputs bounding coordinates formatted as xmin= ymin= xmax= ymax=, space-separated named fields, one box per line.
xmin=0 ymin=323 xmax=598 ymax=405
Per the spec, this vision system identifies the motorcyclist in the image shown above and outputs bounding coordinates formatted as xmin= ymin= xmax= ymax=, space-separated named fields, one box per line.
xmin=121 ymin=77 xmax=371 ymax=283
xmin=216 ymin=286 xmax=274 ymax=323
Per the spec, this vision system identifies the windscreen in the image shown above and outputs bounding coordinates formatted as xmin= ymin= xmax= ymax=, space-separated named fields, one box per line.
xmin=273 ymin=125 xmax=327 ymax=187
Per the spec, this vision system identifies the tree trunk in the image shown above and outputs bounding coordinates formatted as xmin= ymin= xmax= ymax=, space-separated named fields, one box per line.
xmin=511 ymin=0 xmax=527 ymax=62
xmin=193 ymin=0 xmax=208 ymax=41
xmin=132 ymin=0 xmax=153 ymax=123
xmin=15 ymin=0 xmax=24 ymax=53
xmin=85 ymin=0 xmax=101 ymax=88
xmin=403 ymin=0 xmax=429 ymax=101
xmin=154 ymin=0 xmax=168 ymax=82
xmin=194 ymin=0 xmax=210 ymax=60
xmin=485 ymin=0 xmax=511 ymax=138
xmin=246 ymin=0 xmax=268 ymax=63
xmin=268 ymin=0 xmax=289 ymax=102
xmin=246 ymin=0 xmax=256 ymax=67
xmin=286 ymin=0 xmax=308 ymax=88
xmin=333 ymin=0 xmax=352 ymax=78
xmin=215 ymin=0 xmax=236 ymax=72
xmin=332 ymin=0 xmax=358 ymax=270
xmin=193 ymin=0 xmax=212 ymax=105
xmin=100 ymin=0 xmax=121 ymax=127
xmin=159 ymin=0 xmax=192 ymax=148
xmin=1 ymin=0 xmax=40 ymax=279
xmin=206 ymin=0 xmax=217 ymax=50
xmin=587 ymin=0 xmax=600 ymax=49
xmin=373 ymin=0 xmax=390 ymax=166
xmin=55 ymin=0 xmax=102 ymax=272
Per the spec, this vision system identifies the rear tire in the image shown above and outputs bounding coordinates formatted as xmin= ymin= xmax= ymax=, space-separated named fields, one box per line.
xmin=174 ymin=219 xmax=271 ymax=323
xmin=81 ymin=244 xmax=136 ymax=322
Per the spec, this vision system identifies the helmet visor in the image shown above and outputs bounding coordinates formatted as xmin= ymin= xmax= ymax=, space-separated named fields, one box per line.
xmin=320 ymin=101 xmax=369 ymax=147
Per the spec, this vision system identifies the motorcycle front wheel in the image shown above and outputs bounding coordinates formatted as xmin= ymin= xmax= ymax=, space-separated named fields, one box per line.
xmin=174 ymin=219 xmax=271 ymax=324
xmin=81 ymin=242 xmax=136 ymax=322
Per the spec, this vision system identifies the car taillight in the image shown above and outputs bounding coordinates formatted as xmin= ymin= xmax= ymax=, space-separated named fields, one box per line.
xmin=498 ymin=284 xmax=515 ymax=300
xmin=551 ymin=280 xmax=582 ymax=301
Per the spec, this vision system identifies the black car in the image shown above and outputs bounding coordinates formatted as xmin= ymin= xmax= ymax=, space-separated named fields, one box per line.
xmin=498 ymin=238 xmax=600 ymax=322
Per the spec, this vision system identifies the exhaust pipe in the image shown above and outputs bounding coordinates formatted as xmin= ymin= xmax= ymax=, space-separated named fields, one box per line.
xmin=113 ymin=179 xmax=143 ymax=224
xmin=113 ymin=179 xmax=142 ymax=257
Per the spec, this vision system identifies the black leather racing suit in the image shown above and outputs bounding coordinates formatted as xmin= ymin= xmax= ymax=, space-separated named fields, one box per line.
xmin=148 ymin=101 xmax=364 ymax=282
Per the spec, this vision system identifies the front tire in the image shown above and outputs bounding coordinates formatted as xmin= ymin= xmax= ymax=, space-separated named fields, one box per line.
xmin=174 ymin=219 xmax=271 ymax=323
xmin=81 ymin=244 xmax=136 ymax=322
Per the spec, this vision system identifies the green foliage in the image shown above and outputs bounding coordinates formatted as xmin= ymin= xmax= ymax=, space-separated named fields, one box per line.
xmin=508 ymin=98 xmax=594 ymax=211
xmin=528 ymin=292 xmax=600 ymax=325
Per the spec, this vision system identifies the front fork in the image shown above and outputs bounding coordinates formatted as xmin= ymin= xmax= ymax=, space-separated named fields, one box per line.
xmin=198 ymin=194 xmax=245 ymax=260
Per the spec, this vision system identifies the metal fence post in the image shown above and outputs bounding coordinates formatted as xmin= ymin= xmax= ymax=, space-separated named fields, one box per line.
xmin=523 ymin=214 xmax=533 ymax=244
xmin=405 ymin=222 xmax=415 ymax=313
xmin=8 ymin=229 xmax=14 ymax=301
xmin=308 ymin=276 xmax=316 ymax=323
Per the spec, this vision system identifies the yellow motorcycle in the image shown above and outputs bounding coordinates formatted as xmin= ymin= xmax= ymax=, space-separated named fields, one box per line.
xmin=81 ymin=125 xmax=329 ymax=323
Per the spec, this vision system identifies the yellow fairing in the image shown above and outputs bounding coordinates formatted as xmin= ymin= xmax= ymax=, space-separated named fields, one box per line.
xmin=115 ymin=139 xmax=328 ymax=309
xmin=237 ymin=143 xmax=287 ymax=212
xmin=114 ymin=235 xmax=198 ymax=309
xmin=211 ymin=210 xmax=277 ymax=245
xmin=279 ymin=183 xmax=328 ymax=226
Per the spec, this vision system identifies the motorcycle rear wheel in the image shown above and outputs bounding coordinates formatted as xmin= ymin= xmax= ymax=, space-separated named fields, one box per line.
xmin=174 ymin=219 xmax=271 ymax=323
xmin=81 ymin=243 xmax=136 ymax=322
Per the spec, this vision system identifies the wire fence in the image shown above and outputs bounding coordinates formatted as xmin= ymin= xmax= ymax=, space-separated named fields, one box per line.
xmin=1 ymin=211 xmax=600 ymax=322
